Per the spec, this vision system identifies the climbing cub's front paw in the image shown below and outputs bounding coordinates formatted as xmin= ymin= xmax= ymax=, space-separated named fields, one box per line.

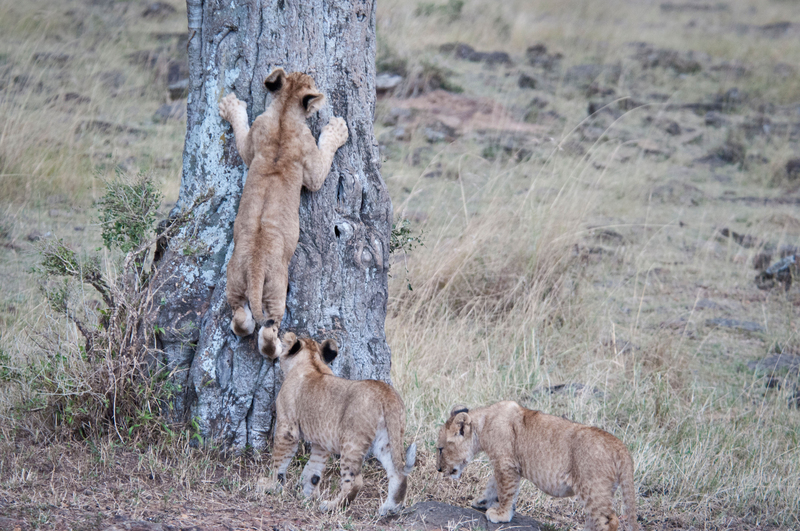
xmin=486 ymin=506 xmax=513 ymax=524
xmin=219 ymin=93 xmax=246 ymax=123
xmin=322 ymin=116 xmax=349 ymax=148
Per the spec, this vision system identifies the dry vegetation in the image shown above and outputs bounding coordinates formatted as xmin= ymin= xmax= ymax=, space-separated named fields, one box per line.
xmin=2 ymin=0 xmax=800 ymax=530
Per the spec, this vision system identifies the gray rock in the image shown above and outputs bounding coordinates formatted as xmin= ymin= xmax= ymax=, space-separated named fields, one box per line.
xmin=399 ymin=501 xmax=542 ymax=531
xmin=153 ymin=102 xmax=185 ymax=123
xmin=755 ymin=254 xmax=796 ymax=292
xmin=705 ymin=318 xmax=764 ymax=333
xmin=747 ymin=354 xmax=800 ymax=374
xmin=375 ymin=73 xmax=403 ymax=95
xmin=167 ymin=78 xmax=189 ymax=100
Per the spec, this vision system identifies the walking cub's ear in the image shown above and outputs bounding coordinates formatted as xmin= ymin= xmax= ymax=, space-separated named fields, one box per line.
xmin=282 ymin=332 xmax=302 ymax=357
xmin=301 ymin=90 xmax=325 ymax=117
xmin=320 ymin=339 xmax=338 ymax=364
xmin=264 ymin=67 xmax=286 ymax=92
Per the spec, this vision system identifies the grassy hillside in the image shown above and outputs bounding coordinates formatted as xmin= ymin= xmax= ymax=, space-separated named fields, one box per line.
xmin=2 ymin=0 xmax=799 ymax=529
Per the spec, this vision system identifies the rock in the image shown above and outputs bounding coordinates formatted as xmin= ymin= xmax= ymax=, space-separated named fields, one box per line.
xmin=697 ymin=141 xmax=746 ymax=167
xmin=525 ymin=43 xmax=563 ymax=71
xmin=381 ymin=107 xmax=412 ymax=127
xmin=705 ymin=318 xmax=765 ymax=333
xmin=704 ymin=111 xmax=727 ymax=128
xmin=399 ymin=501 xmax=543 ymax=531
xmin=153 ymin=102 xmax=185 ymax=123
xmin=423 ymin=121 xmax=456 ymax=143
xmin=167 ymin=78 xmax=189 ymax=100
xmin=141 ymin=2 xmax=176 ymax=19
xmin=755 ymin=254 xmax=796 ymax=292
xmin=692 ymin=298 xmax=724 ymax=310
xmin=660 ymin=2 xmax=728 ymax=12
xmin=747 ymin=353 xmax=800 ymax=374
xmin=717 ymin=228 xmax=760 ymax=249
xmin=786 ymin=158 xmax=800 ymax=181
xmin=518 ymin=73 xmax=537 ymax=89
xmin=376 ymin=73 xmax=403 ymax=96
xmin=662 ymin=120 xmax=681 ymax=136
xmin=529 ymin=383 xmax=605 ymax=399
xmin=440 ymin=43 xmax=513 ymax=66
xmin=650 ymin=180 xmax=704 ymax=206
xmin=26 ymin=230 xmax=44 ymax=242
xmin=630 ymin=43 xmax=703 ymax=74
xmin=564 ymin=64 xmax=621 ymax=89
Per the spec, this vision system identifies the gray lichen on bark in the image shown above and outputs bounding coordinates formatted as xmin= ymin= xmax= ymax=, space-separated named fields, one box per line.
xmin=153 ymin=0 xmax=391 ymax=450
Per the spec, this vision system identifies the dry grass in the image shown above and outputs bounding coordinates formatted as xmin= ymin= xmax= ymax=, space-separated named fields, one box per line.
xmin=2 ymin=0 xmax=800 ymax=529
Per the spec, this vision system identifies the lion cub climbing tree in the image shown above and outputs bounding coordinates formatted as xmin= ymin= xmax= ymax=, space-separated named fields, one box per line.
xmin=152 ymin=0 xmax=393 ymax=450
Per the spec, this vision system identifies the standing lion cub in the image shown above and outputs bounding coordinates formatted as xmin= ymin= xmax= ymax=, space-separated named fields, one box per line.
xmin=219 ymin=68 xmax=348 ymax=358
xmin=436 ymin=401 xmax=637 ymax=531
xmin=263 ymin=333 xmax=416 ymax=515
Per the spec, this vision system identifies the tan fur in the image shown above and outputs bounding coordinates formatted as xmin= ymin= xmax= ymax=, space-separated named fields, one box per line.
xmin=264 ymin=333 xmax=416 ymax=515
xmin=218 ymin=68 xmax=348 ymax=357
xmin=436 ymin=401 xmax=637 ymax=531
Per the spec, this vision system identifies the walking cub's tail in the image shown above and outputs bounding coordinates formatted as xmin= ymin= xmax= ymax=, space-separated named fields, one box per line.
xmin=620 ymin=452 xmax=638 ymax=531
xmin=403 ymin=442 xmax=417 ymax=476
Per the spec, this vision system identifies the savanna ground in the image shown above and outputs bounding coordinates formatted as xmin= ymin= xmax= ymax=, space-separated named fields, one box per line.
xmin=2 ymin=0 xmax=800 ymax=529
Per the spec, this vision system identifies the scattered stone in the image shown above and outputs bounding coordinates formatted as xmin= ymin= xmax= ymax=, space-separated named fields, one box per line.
xmin=400 ymin=501 xmax=543 ymax=531
xmin=381 ymin=107 xmax=412 ymax=127
xmin=660 ymin=2 xmax=728 ymax=12
xmin=98 ymin=70 xmax=127 ymax=90
xmin=525 ymin=43 xmax=563 ymax=71
xmin=786 ymin=158 xmax=800 ymax=181
xmin=32 ymin=52 xmax=70 ymax=66
xmin=153 ymin=102 xmax=185 ymax=123
xmin=529 ymin=383 xmax=605 ymax=399
xmin=650 ymin=180 xmax=704 ymax=206
xmin=423 ymin=121 xmax=457 ymax=143
xmin=167 ymin=78 xmax=189 ymax=100
xmin=705 ymin=318 xmax=765 ymax=333
xmin=375 ymin=73 xmax=403 ymax=96
xmin=662 ymin=119 xmax=682 ymax=136
xmin=630 ymin=43 xmax=703 ymax=74
xmin=564 ymin=64 xmax=621 ymax=89
xmin=755 ymin=254 xmax=796 ymax=292
xmin=141 ymin=2 xmax=176 ymax=19
xmin=440 ymin=43 xmax=512 ymax=65
xmin=747 ymin=353 xmax=800 ymax=374
xmin=704 ymin=111 xmax=727 ymax=128
xmin=692 ymin=298 xmax=724 ymax=310
xmin=697 ymin=140 xmax=746 ymax=167
xmin=717 ymin=227 xmax=760 ymax=249
xmin=518 ymin=73 xmax=538 ymax=89
xmin=756 ymin=21 xmax=796 ymax=39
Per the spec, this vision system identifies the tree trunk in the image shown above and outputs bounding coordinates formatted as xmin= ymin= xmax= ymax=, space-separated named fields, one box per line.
xmin=153 ymin=0 xmax=391 ymax=450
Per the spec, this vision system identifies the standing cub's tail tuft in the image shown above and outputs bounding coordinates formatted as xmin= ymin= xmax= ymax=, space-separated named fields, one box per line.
xmin=403 ymin=442 xmax=417 ymax=475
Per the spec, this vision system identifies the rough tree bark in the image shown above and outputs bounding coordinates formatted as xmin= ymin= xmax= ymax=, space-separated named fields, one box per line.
xmin=152 ymin=0 xmax=391 ymax=450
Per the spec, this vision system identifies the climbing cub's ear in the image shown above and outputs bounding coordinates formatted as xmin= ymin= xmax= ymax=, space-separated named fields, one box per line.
xmin=264 ymin=67 xmax=286 ymax=92
xmin=301 ymin=91 xmax=325 ymax=116
xmin=320 ymin=339 xmax=338 ymax=364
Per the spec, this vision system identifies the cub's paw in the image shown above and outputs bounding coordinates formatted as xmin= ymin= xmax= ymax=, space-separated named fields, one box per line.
xmin=258 ymin=325 xmax=281 ymax=359
xmin=486 ymin=507 xmax=513 ymax=524
xmin=230 ymin=305 xmax=255 ymax=337
xmin=378 ymin=501 xmax=403 ymax=517
xmin=219 ymin=93 xmax=246 ymax=123
xmin=322 ymin=116 xmax=349 ymax=148
xmin=471 ymin=497 xmax=498 ymax=511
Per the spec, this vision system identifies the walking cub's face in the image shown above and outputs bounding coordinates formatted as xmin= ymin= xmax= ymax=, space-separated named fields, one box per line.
xmin=273 ymin=332 xmax=338 ymax=376
xmin=436 ymin=406 xmax=473 ymax=479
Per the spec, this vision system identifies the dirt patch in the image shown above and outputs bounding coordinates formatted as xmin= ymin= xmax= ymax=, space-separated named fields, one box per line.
xmin=398 ymin=501 xmax=542 ymax=531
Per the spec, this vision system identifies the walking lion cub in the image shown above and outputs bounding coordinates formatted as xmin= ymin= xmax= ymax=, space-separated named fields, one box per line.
xmin=218 ymin=68 xmax=348 ymax=357
xmin=436 ymin=401 xmax=637 ymax=531
xmin=264 ymin=333 xmax=416 ymax=515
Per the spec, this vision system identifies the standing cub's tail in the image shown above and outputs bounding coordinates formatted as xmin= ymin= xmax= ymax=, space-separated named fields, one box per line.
xmin=403 ymin=442 xmax=417 ymax=475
